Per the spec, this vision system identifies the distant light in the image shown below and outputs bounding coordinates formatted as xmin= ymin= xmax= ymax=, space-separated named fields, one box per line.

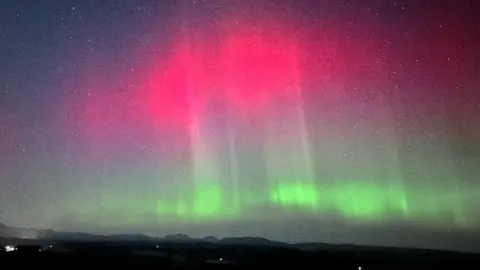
xmin=5 ymin=245 xmax=15 ymax=252
xmin=156 ymin=245 xmax=159 ymax=248
xmin=358 ymin=266 xmax=362 ymax=270
xmin=38 ymin=249 xmax=42 ymax=252
xmin=49 ymin=245 xmax=53 ymax=248
xmin=219 ymin=258 xmax=223 ymax=261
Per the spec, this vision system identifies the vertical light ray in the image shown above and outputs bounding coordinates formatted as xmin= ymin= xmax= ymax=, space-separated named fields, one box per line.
xmin=182 ymin=22 xmax=223 ymax=220
xmin=221 ymin=24 xmax=272 ymax=209
xmin=376 ymin=95 xmax=409 ymax=217
xmin=144 ymin=4 xmax=479 ymax=231
xmin=227 ymin=120 xmax=242 ymax=214
xmin=266 ymin=38 xmax=317 ymax=210
xmin=190 ymin=99 xmax=222 ymax=218
xmin=434 ymin=129 xmax=467 ymax=227
xmin=188 ymin=88 xmax=223 ymax=219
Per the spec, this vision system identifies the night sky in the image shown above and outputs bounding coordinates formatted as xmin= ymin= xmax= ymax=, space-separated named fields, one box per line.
xmin=1 ymin=0 xmax=480 ymax=252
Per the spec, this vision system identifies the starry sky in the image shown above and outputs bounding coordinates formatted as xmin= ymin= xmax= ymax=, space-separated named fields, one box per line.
xmin=1 ymin=0 xmax=480 ymax=252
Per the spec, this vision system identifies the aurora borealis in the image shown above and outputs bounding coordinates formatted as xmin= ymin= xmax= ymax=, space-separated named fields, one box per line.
xmin=0 ymin=0 xmax=479 ymax=252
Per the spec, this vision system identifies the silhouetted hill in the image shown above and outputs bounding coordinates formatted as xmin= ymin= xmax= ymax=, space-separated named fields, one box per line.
xmin=106 ymin=234 xmax=155 ymax=241
xmin=46 ymin=231 xmax=103 ymax=241
xmin=220 ymin=237 xmax=287 ymax=246
xmin=0 ymin=224 xmax=284 ymax=246
xmin=1 ymin=222 xmax=480 ymax=254
xmin=0 ymin=223 xmax=7 ymax=235
xmin=0 ymin=223 xmax=46 ymax=239
xmin=202 ymin=236 xmax=219 ymax=242
xmin=164 ymin=233 xmax=192 ymax=242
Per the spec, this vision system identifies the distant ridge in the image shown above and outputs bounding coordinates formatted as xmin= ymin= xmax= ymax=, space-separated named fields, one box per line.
xmin=164 ymin=233 xmax=191 ymax=241
xmin=202 ymin=236 xmax=218 ymax=242
xmin=0 ymin=222 xmax=479 ymax=254
xmin=0 ymin=223 xmax=285 ymax=247
xmin=219 ymin=237 xmax=287 ymax=246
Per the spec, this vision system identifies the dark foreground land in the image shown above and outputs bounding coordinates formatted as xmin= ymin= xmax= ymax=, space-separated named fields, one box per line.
xmin=1 ymin=240 xmax=480 ymax=269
